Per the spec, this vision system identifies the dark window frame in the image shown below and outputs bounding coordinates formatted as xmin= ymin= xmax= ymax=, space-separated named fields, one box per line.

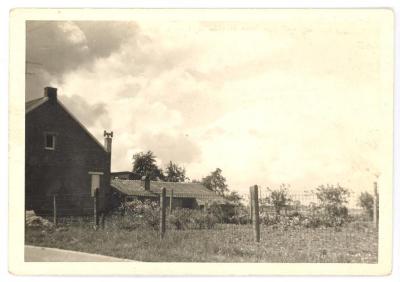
xmin=43 ymin=132 xmax=57 ymax=150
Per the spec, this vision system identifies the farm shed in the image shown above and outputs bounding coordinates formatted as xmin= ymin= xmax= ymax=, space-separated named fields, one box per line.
xmin=110 ymin=176 xmax=227 ymax=209
xmin=25 ymin=87 xmax=113 ymax=215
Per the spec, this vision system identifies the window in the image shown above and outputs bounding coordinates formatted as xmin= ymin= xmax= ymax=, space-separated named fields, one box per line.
xmin=44 ymin=133 xmax=56 ymax=150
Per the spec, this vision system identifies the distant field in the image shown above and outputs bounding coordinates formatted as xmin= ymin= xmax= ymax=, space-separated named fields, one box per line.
xmin=25 ymin=221 xmax=377 ymax=263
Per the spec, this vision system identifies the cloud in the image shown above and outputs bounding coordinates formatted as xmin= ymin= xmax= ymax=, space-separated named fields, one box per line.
xmin=24 ymin=15 xmax=390 ymax=198
xmin=60 ymin=95 xmax=111 ymax=129
xmin=25 ymin=21 xmax=138 ymax=99
xmin=137 ymin=132 xmax=202 ymax=166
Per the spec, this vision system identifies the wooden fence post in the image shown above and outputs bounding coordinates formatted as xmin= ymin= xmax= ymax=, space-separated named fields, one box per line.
xmin=122 ymin=196 xmax=126 ymax=216
xmin=93 ymin=188 xmax=99 ymax=230
xmin=251 ymin=185 xmax=260 ymax=242
xmin=373 ymin=182 xmax=378 ymax=229
xmin=169 ymin=189 xmax=174 ymax=214
xmin=249 ymin=186 xmax=254 ymax=224
xmin=100 ymin=212 xmax=105 ymax=229
xmin=53 ymin=195 xmax=57 ymax=226
xmin=160 ymin=187 xmax=166 ymax=239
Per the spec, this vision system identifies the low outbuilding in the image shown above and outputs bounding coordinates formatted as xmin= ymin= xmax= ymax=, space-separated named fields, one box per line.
xmin=110 ymin=176 xmax=226 ymax=209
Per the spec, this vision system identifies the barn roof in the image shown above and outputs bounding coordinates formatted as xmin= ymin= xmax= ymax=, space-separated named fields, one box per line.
xmin=111 ymin=179 xmax=227 ymax=203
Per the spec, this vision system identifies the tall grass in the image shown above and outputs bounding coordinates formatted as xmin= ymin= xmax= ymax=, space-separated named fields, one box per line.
xmin=25 ymin=221 xmax=377 ymax=263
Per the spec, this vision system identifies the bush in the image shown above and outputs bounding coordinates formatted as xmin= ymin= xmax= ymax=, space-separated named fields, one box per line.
xmin=313 ymin=184 xmax=350 ymax=227
xmin=168 ymin=208 xmax=192 ymax=230
xmin=229 ymin=206 xmax=250 ymax=225
xmin=264 ymin=184 xmax=292 ymax=215
xmin=190 ymin=211 xmax=218 ymax=229
xmin=206 ymin=202 xmax=228 ymax=223
xmin=168 ymin=208 xmax=218 ymax=230
xmin=260 ymin=212 xmax=279 ymax=226
xmin=113 ymin=200 xmax=220 ymax=231
xmin=115 ymin=199 xmax=160 ymax=230
xmin=358 ymin=192 xmax=374 ymax=219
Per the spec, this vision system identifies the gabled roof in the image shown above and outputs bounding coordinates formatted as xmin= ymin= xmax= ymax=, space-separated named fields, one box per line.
xmin=25 ymin=97 xmax=48 ymax=113
xmin=111 ymin=179 xmax=227 ymax=203
xmin=25 ymin=97 xmax=107 ymax=153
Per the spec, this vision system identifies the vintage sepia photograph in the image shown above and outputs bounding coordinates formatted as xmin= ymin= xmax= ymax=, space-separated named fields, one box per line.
xmin=8 ymin=8 xmax=394 ymax=275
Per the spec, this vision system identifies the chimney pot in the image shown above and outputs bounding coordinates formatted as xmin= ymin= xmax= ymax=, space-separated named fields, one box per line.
xmin=104 ymin=130 xmax=113 ymax=153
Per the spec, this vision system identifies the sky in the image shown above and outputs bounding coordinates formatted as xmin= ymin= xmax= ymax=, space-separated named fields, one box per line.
xmin=25 ymin=11 xmax=392 ymax=202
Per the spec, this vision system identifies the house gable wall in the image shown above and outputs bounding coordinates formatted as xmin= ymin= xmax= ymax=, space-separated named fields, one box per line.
xmin=25 ymin=100 xmax=111 ymax=214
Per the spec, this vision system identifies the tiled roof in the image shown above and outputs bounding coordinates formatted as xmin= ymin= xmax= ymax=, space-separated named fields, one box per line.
xmin=111 ymin=171 xmax=132 ymax=175
xmin=26 ymin=97 xmax=48 ymax=113
xmin=111 ymin=179 xmax=227 ymax=202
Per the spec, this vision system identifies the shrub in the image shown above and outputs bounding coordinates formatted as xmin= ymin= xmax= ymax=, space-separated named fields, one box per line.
xmin=190 ymin=211 xmax=218 ymax=229
xmin=229 ymin=206 xmax=250 ymax=225
xmin=358 ymin=192 xmax=374 ymax=220
xmin=313 ymin=184 xmax=350 ymax=227
xmin=207 ymin=202 xmax=236 ymax=223
xmin=264 ymin=184 xmax=292 ymax=215
xmin=168 ymin=208 xmax=192 ymax=230
xmin=115 ymin=199 xmax=160 ymax=230
xmin=168 ymin=208 xmax=218 ymax=230
xmin=260 ymin=212 xmax=279 ymax=226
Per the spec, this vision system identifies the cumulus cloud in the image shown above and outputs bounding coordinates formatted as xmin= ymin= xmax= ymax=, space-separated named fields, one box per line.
xmin=137 ymin=132 xmax=202 ymax=165
xmin=26 ymin=21 xmax=138 ymax=99
xmin=60 ymin=95 xmax=111 ymax=129
xmin=25 ymin=14 xmax=391 ymax=198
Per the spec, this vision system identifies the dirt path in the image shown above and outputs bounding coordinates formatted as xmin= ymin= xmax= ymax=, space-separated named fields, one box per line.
xmin=25 ymin=245 xmax=133 ymax=262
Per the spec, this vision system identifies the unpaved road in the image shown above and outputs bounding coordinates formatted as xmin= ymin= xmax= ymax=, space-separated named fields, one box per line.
xmin=25 ymin=245 xmax=133 ymax=262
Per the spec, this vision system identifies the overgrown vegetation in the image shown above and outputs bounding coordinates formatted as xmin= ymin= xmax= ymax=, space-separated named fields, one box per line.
xmin=258 ymin=184 xmax=352 ymax=228
xmin=25 ymin=223 xmax=378 ymax=263
xmin=168 ymin=208 xmax=218 ymax=230
xmin=313 ymin=184 xmax=350 ymax=227
xmin=358 ymin=191 xmax=375 ymax=219
xmin=110 ymin=199 xmax=218 ymax=231
xmin=263 ymin=184 xmax=292 ymax=215
xmin=25 ymin=182 xmax=379 ymax=263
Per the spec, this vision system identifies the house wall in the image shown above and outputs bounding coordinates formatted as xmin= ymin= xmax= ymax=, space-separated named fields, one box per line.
xmin=25 ymin=100 xmax=111 ymax=215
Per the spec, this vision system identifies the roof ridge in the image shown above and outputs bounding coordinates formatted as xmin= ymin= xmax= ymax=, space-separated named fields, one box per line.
xmin=111 ymin=179 xmax=202 ymax=186
xmin=25 ymin=97 xmax=48 ymax=113
xmin=26 ymin=96 xmax=45 ymax=104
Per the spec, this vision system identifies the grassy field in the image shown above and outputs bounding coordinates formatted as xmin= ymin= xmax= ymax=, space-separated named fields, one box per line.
xmin=25 ymin=221 xmax=378 ymax=263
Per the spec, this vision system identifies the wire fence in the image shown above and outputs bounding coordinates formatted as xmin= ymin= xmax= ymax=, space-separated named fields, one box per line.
xmin=26 ymin=191 xmax=107 ymax=226
xmin=25 ymin=187 xmax=377 ymax=230
xmin=25 ymin=185 xmax=379 ymax=262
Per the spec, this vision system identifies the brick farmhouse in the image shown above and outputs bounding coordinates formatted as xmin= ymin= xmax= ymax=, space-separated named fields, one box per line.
xmin=25 ymin=87 xmax=223 ymax=215
xmin=25 ymin=87 xmax=112 ymax=215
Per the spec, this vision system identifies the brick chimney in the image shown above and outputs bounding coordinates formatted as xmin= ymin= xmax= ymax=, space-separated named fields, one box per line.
xmin=142 ymin=175 xmax=150 ymax=191
xmin=44 ymin=87 xmax=57 ymax=104
xmin=103 ymin=131 xmax=113 ymax=153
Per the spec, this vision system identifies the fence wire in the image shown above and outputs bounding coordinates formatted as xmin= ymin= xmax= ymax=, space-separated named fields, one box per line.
xmin=25 ymin=187 xmax=378 ymax=263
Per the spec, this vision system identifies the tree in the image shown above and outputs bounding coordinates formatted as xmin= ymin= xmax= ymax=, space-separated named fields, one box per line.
xmin=315 ymin=184 xmax=350 ymax=206
xmin=201 ymin=168 xmax=228 ymax=196
xmin=164 ymin=161 xmax=187 ymax=182
xmin=314 ymin=184 xmax=350 ymax=226
xmin=224 ymin=191 xmax=243 ymax=206
xmin=265 ymin=184 xmax=292 ymax=215
xmin=132 ymin=151 xmax=164 ymax=181
xmin=358 ymin=191 xmax=374 ymax=219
